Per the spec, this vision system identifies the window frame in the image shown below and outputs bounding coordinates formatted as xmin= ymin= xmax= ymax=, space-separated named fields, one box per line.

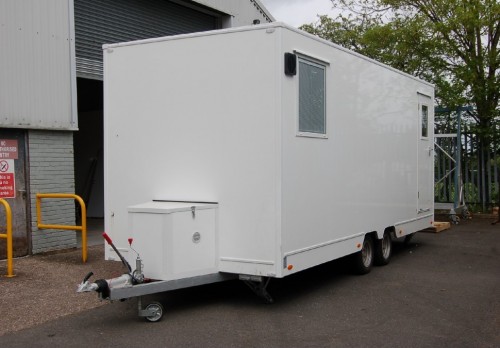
xmin=296 ymin=55 xmax=328 ymax=139
xmin=420 ymin=103 xmax=429 ymax=140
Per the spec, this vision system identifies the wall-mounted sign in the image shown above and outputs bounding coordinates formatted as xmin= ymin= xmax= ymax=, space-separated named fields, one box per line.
xmin=0 ymin=159 xmax=15 ymax=198
xmin=0 ymin=139 xmax=18 ymax=159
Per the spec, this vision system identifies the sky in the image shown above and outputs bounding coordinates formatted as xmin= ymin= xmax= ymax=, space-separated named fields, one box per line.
xmin=259 ymin=0 xmax=339 ymax=28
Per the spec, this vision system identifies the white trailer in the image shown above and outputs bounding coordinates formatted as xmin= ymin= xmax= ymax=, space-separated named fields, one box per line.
xmin=79 ymin=23 xmax=434 ymax=321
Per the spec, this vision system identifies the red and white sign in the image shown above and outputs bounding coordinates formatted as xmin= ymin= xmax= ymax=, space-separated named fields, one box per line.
xmin=0 ymin=159 xmax=15 ymax=198
xmin=0 ymin=139 xmax=18 ymax=159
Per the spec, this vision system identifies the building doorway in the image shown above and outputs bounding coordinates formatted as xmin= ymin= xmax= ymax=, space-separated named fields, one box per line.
xmin=74 ymin=78 xmax=104 ymax=218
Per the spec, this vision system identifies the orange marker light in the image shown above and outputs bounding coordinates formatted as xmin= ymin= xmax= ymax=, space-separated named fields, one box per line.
xmin=356 ymin=243 xmax=361 ymax=248
xmin=287 ymin=264 xmax=293 ymax=270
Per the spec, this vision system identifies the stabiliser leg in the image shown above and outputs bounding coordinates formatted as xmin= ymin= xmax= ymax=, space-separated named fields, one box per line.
xmin=240 ymin=275 xmax=274 ymax=304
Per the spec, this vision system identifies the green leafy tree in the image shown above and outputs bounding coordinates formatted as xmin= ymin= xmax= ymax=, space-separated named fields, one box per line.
xmin=301 ymin=0 xmax=500 ymax=206
xmin=301 ymin=1 xmax=499 ymax=119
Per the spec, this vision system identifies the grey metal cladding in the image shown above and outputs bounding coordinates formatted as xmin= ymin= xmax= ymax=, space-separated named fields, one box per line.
xmin=74 ymin=0 xmax=218 ymax=80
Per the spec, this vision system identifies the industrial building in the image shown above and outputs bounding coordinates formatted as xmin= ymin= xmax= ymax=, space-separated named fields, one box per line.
xmin=0 ymin=0 xmax=273 ymax=257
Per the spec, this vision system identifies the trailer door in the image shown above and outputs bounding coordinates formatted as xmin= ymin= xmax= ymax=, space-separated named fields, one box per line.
xmin=417 ymin=94 xmax=433 ymax=214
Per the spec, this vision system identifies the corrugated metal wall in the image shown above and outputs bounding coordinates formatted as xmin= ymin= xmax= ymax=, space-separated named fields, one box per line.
xmin=192 ymin=0 xmax=273 ymax=26
xmin=74 ymin=0 xmax=219 ymax=80
xmin=0 ymin=0 xmax=77 ymax=130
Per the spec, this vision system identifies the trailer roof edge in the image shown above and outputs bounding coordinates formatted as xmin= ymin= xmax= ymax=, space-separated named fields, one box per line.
xmin=102 ymin=22 xmax=434 ymax=88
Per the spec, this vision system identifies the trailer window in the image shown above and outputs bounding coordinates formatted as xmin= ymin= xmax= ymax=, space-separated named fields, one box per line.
xmin=298 ymin=58 xmax=326 ymax=137
xmin=421 ymin=104 xmax=429 ymax=138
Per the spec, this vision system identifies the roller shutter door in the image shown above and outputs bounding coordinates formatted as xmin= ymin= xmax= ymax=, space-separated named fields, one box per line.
xmin=74 ymin=0 xmax=218 ymax=80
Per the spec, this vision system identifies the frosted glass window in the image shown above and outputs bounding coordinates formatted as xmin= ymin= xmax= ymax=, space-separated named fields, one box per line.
xmin=421 ymin=104 xmax=428 ymax=138
xmin=299 ymin=59 xmax=326 ymax=135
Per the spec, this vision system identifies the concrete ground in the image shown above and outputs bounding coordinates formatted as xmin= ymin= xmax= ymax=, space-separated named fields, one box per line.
xmin=76 ymin=218 xmax=105 ymax=247
xmin=1 ymin=218 xmax=499 ymax=347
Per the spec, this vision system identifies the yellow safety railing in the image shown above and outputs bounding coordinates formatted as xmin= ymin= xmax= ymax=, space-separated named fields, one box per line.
xmin=0 ymin=198 xmax=14 ymax=277
xmin=36 ymin=193 xmax=87 ymax=263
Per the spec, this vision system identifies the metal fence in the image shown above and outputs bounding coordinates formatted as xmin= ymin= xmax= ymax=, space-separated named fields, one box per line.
xmin=435 ymin=109 xmax=499 ymax=213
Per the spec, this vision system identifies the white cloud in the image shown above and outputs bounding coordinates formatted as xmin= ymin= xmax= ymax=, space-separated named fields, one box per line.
xmin=260 ymin=0 xmax=339 ymax=27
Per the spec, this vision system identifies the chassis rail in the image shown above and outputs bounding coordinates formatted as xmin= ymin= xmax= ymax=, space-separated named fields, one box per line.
xmin=108 ymin=272 xmax=237 ymax=301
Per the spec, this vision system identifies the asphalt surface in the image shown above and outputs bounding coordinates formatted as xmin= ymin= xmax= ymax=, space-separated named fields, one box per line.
xmin=1 ymin=219 xmax=499 ymax=347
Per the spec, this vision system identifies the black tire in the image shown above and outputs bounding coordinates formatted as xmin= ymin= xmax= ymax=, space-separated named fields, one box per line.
xmin=374 ymin=233 xmax=392 ymax=266
xmin=352 ymin=235 xmax=374 ymax=275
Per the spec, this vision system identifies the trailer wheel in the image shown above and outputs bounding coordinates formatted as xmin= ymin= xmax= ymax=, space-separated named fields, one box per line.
xmin=145 ymin=302 xmax=164 ymax=322
xmin=352 ymin=235 xmax=374 ymax=275
xmin=374 ymin=233 xmax=392 ymax=266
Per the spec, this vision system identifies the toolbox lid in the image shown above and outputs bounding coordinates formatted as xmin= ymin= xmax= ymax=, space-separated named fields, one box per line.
xmin=128 ymin=201 xmax=218 ymax=214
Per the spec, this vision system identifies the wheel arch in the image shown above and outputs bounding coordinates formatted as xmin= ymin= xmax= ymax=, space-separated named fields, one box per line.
xmin=366 ymin=230 xmax=378 ymax=241
xmin=376 ymin=226 xmax=396 ymax=240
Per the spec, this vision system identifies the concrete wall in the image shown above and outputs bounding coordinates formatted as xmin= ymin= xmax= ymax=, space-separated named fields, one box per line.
xmin=29 ymin=130 xmax=77 ymax=253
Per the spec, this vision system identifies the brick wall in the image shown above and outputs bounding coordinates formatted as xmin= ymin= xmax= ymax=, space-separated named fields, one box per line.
xmin=29 ymin=130 xmax=77 ymax=253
